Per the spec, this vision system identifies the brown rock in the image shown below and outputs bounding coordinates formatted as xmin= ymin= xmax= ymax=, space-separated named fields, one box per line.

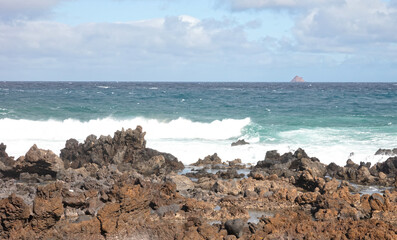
xmin=12 ymin=145 xmax=64 ymax=179
xmin=290 ymin=76 xmax=305 ymax=82
xmin=192 ymin=153 xmax=223 ymax=166
xmin=0 ymin=194 xmax=31 ymax=239
xmin=32 ymin=182 xmax=64 ymax=231
xmin=369 ymin=193 xmax=387 ymax=211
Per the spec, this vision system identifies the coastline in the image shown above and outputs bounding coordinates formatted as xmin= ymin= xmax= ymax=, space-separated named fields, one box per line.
xmin=1 ymin=127 xmax=396 ymax=239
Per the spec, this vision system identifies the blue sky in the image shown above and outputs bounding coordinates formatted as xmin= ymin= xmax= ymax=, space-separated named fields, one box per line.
xmin=0 ymin=0 xmax=396 ymax=82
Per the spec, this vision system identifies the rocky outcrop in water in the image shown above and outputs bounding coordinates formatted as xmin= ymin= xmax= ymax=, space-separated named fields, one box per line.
xmin=326 ymin=157 xmax=397 ymax=186
xmin=291 ymin=76 xmax=305 ymax=82
xmin=375 ymin=148 xmax=397 ymax=155
xmin=231 ymin=139 xmax=249 ymax=147
xmin=60 ymin=126 xmax=184 ymax=176
xmin=253 ymin=148 xmax=326 ymax=179
xmin=191 ymin=153 xmax=223 ymax=167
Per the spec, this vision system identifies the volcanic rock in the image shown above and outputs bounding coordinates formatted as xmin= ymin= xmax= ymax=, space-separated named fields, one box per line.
xmin=0 ymin=143 xmax=14 ymax=167
xmin=375 ymin=148 xmax=397 ymax=155
xmin=231 ymin=139 xmax=249 ymax=147
xmin=192 ymin=153 xmax=223 ymax=166
xmin=60 ymin=126 xmax=184 ymax=176
xmin=290 ymin=76 xmax=305 ymax=82
xmin=225 ymin=218 xmax=246 ymax=238
xmin=2 ymin=145 xmax=65 ymax=180
xmin=0 ymin=194 xmax=31 ymax=239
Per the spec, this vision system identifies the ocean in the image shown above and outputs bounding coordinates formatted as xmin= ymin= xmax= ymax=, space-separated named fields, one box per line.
xmin=1 ymin=81 xmax=396 ymax=166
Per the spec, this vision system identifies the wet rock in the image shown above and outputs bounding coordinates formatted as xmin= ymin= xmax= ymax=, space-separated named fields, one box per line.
xmin=225 ymin=218 xmax=245 ymax=238
xmin=152 ymin=204 xmax=180 ymax=217
xmin=216 ymin=169 xmax=245 ymax=179
xmin=375 ymin=148 xmax=397 ymax=155
xmin=345 ymin=159 xmax=359 ymax=169
xmin=373 ymin=156 xmax=397 ymax=176
xmin=185 ymin=168 xmax=217 ymax=180
xmin=0 ymin=143 xmax=14 ymax=167
xmin=192 ymin=153 xmax=222 ymax=166
xmin=231 ymin=139 xmax=249 ymax=147
xmin=228 ymin=159 xmax=245 ymax=169
xmin=60 ymin=126 xmax=184 ymax=176
xmin=289 ymin=157 xmax=327 ymax=177
xmin=254 ymin=148 xmax=325 ymax=179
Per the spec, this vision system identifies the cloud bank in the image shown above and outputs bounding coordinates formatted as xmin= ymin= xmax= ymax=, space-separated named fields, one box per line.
xmin=0 ymin=15 xmax=271 ymax=81
xmin=0 ymin=0 xmax=65 ymax=20
xmin=0 ymin=0 xmax=396 ymax=81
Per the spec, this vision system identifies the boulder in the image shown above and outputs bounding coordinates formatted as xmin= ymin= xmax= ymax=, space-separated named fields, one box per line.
xmin=60 ymin=126 xmax=184 ymax=176
xmin=231 ymin=139 xmax=249 ymax=147
xmin=192 ymin=153 xmax=222 ymax=166
xmin=375 ymin=148 xmax=397 ymax=155
xmin=373 ymin=157 xmax=397 ymax=176
xmin=166 ymin=175 xmax=195 ymax=192
xmin=225 ymin=219 xmax=246 ymax=238
xmin=0 ymin=194 xmax=31 ymax=239
xmin=11 ymin=145 xmax=65 ymax=179
xmin=32 ymin=182 xmax=64 ymax=231
xmin=0 ymin=143 xmax=14 ymax=166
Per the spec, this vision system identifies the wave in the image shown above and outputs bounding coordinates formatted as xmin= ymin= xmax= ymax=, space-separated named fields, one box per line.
xmin=1 ymin=117 xmax=395 ymax=166
xmin=0 ymin=117 xmax=251 ymax=158
xmin=277 ymin=127 xmax=396 ymax=165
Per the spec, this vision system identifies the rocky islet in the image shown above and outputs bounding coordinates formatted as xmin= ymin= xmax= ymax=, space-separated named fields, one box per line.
xmin=0 ymin=126 xmax=397 ymax=239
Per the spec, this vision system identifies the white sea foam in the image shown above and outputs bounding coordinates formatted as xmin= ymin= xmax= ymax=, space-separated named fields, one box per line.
xmin=0 ymin=117 xmax=251 ymax=159
xmin=0 ymin=117 xmax=395 ymax=166
xmin=277 ymin=128 xmax=395 ymax=165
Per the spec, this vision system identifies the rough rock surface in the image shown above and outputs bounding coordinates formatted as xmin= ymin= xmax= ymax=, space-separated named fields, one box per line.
xmin=192 ymin=153 xmax=223 ymax=166
xmin=253 ymin=148 xmax=326 ymax=179
xmin=60 ymin=126 xmax=184 ymax=176
xmin=291 ymin=75 xmax=305 ymax=82
xmin=375 ymin=148 xmax=397 ymax=155
xmin=1 ymin=131 xmax=397 ymax=239
xmin=231 ymin=139 xmax=249 ymax=147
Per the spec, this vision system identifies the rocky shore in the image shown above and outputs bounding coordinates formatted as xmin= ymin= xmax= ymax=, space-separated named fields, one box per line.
xmin=1 ymin=126 xmax=397 ymax=239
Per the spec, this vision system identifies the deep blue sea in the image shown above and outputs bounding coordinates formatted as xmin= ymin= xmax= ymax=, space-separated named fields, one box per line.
xmin=1 ymin=81 xmax=396 ymax=165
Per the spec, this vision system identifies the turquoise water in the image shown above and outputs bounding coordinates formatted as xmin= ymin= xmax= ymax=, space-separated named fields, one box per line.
xmin=1 ymin=82 xmax=396 ymax=165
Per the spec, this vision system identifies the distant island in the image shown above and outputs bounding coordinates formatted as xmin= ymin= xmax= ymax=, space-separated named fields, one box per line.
xmin=291 ymin=76 xmax=305 ymax=82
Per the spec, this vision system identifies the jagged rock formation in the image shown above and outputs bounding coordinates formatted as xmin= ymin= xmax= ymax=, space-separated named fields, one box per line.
xmin=60 ymin=126 xmax=184 ymax=176
xmin=1 ymin=132 xmax=397 ymax=239
xmin=191 ymin=153 xmax=223 ymax=167
xmin=252 ymin=148 xmax=326 ymax=179
xmin=231 ymin=139 xmax=249 ymax=147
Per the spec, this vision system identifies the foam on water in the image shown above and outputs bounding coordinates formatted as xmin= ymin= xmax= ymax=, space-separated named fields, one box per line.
xmin=0 ymin=117 xmax=395 ymax=166
xmin=0 ymin=117 xmax=251 ymax=158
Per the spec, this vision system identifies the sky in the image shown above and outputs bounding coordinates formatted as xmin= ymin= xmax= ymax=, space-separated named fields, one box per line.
xmin=0 ymin=0 xmax=396 ymax=82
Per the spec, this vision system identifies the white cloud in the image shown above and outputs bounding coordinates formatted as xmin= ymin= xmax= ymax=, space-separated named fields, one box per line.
xmin=0 ymin=15 xmax=270 ymax=81
xmin=0 ymin=0 xmax=65 ymax=20
xmin=222 ymin=0 xmax=397 ymax=56
xmin=293 ymin=0 xmax=397 ymax=53
xmin=220 ymin=0 xmax=340 ymax=11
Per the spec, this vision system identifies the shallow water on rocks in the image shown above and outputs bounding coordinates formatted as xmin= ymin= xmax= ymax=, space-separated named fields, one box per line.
xmin=349 ymin=183 xmax=393 ymax=195
xmin=247 ymin=210 xmax=274 ymax=224
xmin=178 ymin=165 xmax=250 ymax=180
xmin=208 ymin=220 xmax=222 ymax=225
